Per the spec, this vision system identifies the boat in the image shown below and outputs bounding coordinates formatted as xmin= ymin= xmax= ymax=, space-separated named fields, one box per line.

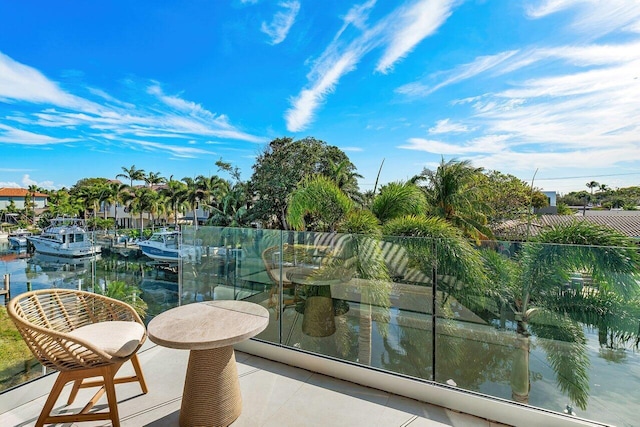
xmin=8 ymin=229 xmax=32 ymax=248
xmin=27 ymin=218 xmax=101 ymax=257
xmin=137 ymin=229 xmax=201 ymax=262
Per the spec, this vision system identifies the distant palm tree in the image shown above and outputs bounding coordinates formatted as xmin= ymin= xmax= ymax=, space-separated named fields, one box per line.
xmin=182 ymin=177 xmax=207 ymax=228
xmin=160 ymin=178 xmax=187 ymax=227
xmin=598 ymin=183 xmax=609 ymax=193
xmin=144 ymin=171 xmax=166 ymax=187
xmin=586 ymin=180 xmax=599 ymax=196
xmin=116 ymin=165 xmax=146 ymax=187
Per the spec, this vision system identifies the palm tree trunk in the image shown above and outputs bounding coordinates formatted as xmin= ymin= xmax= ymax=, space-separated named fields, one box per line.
xmin=511 ymin=329 xmax=530 ymax=404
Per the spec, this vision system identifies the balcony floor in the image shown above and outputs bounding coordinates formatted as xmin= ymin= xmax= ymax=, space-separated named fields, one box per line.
xmin=0 ymin=342 xmax=509 ymax=427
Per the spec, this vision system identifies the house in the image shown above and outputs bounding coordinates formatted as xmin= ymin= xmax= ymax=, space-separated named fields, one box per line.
xmin=0 ymin=187 xmax=48 ymax=210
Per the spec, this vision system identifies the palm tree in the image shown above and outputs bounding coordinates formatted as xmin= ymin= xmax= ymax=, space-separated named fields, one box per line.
xmin=586 ymin=181 xmax=599 ymax=196
xmin=326 ymin=159 xmax=363 ymax=205
xmin=144 ymin=171 xmax=166 ymax=188
xmin=287 ymin=175 xmax=354 ymax=232
xmin=182 ymin=177 xmax=207 ymax=229
xmin=417 ymin=157 xmax=492 ymax=242
xmin=116 ymin=165 xmax=146 ymax=187
xmin=160 ymin=178 xmax=187 ymax=228
xmin=370 ymin=181 xmax=427 ymax=224
xmin=501 ymin=221 xmax=640 ymax=409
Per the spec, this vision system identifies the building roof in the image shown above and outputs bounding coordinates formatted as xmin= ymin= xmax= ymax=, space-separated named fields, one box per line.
xmin=0 ymin=187 xmax=49 ymax=198
xmin=494 ymin=215 xmax=640 ymax=240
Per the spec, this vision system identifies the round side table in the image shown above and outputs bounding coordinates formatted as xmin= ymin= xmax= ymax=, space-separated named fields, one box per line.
xmin=148 ymin=300 xmax=269 ymax=427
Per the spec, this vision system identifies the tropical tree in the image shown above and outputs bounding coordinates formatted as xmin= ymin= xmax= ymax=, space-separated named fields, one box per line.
xmin=416 ymin=157 xmax=492 ymax=242
xmin=370 ymin=181 xmax=427 ymax=224
xmin=116 ymin=165 xmax=146 ymax=187
xmin=585 ymin=181 xmax=599 ymax=197
xmin=160 ymin=178 xmax=187 ymax=227
xmin=144 ymin=171 xmax=166 ymax=187
xmin=182 ymin=177 xmax=207 ymax=228
xmin=326 ymin=158 xmax=363 ymax=204
xmin=248 ymin=136 xmax=357 ymax=229
xmin=500 ymin=221 xmax=640 ymax=409
xmin=287 ymin=175 xmax=354 ymax=232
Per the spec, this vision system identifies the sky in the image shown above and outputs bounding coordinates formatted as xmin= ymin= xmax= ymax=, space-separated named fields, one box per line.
xmin=1 ymin=0 xmax=639 ymax=194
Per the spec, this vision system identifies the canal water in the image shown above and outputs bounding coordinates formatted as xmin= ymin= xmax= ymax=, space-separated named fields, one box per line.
xmin=0 ymin=240 xmax=180 ymax=320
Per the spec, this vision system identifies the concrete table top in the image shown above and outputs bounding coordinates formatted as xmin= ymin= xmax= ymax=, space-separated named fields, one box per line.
xmin=147 ymin=300 xmax=269 ymax=351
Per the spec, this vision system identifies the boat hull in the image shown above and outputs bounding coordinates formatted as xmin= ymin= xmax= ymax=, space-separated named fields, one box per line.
xmin=27 ymin=236 xmax=101 ymax=257
xmin=8 ymin=236 xmax=28 ymax=247
xmin=138 ymin=243 xmax=180 ymax=262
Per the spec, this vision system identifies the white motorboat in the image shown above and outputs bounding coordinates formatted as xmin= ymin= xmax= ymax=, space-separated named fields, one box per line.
xmin=8 ymin=229 xmax=32 ymax=247
xmin=27 ymin=218 xmax=101 ymax=257
xmin=137 ymin=229 xmax=201 ymax=262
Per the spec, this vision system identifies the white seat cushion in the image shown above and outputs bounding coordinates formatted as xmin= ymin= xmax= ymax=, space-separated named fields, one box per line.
xmin=68 ymin=321 xmax=146 ymax=358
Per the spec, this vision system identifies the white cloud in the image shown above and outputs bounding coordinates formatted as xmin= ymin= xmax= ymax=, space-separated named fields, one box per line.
xmin=286 ymin=0 xmax=455 ymax=131
xmin=401 ymin=134 xmax=509 ymax=155
xmin=117 ymin=137 xmax=215 ymax=159
xmin=286 ymin=50 xmax=360 ymax=131
xmin=526 ymin=0 xmax=640 ymax=37
xmin=340 ymin=146 xmax=363 ymax=152
xmin=20 ymin=174 xmax=59 ymax=190
xmin=0 ymin=52 xmax=102 ymax=113
xmin=396 ymin=50 xmax=518 ymax=97
xmin=0 ymin=124 xmax=77 ymax=145
xmin=428 ymin=118 xmax=470 ymax=134
xmin=376 ymin=0 xmax=456 ymax=74
xmin=261 ymin=1 xmax=300 ymax=45
xmin=0 ymin=52 xmax=264 ymax=151
xmin=0 ymin=181 xmax=20 ymax=188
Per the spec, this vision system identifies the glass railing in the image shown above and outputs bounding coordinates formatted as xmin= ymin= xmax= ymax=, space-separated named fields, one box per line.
xmin=181 ymin=226 xmax=640 ymax=427
xmin=1 ymin=227 xmax=639 ymax=427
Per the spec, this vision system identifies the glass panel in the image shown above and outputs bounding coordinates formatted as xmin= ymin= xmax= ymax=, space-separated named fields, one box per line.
xmin=3 ymin=227 xmax=640 ymax=427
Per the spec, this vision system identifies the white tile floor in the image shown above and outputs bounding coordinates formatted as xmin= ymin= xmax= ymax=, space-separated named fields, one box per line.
xmin=0 ymin=343 xmax=509 ymax=427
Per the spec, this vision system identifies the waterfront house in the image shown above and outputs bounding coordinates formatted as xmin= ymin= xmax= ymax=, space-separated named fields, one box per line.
xmin=0 ymin=187 xmax=48 ymax=211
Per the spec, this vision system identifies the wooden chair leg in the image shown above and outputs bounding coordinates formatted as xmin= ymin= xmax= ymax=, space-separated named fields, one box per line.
xmin=35 ymin=371 xmax=70 ymax=427
xmin=103 ymin=365 xmax=121 ymax=427
xmin=130 ymin=353 xmax=148 ymax=394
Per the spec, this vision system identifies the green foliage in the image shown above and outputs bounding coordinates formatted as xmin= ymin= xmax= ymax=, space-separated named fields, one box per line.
xmin=287 ymin=175 xmax=353 ymax=231
xmin=338 ymin=209 xmax=382 ymax=236
xmin=371 ymin=181 xmax=427 ymax=224
xmin=248 ymin=137 xmax=358 ymax=229
xmin=556 ymin=203 xmax=574 ymax=215
xmin=97 ymin=281 xmax=148 ymax=319
xmin=417 ymin=157 xmax=492 ymax=242
xmin=382 ymin=215 xmax=488 ymax=292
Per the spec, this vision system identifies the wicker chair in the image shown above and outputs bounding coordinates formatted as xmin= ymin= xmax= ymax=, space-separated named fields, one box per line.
xmin=7 ymin=289 xmax=148 ymax=427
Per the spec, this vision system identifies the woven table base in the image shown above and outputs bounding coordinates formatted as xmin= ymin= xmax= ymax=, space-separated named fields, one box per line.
xmin=180 ymin=346 xmax=241 ymax=427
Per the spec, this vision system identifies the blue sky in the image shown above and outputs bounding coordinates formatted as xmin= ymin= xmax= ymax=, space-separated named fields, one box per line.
xmin=1 ymin=1 xmax=639 ymax=194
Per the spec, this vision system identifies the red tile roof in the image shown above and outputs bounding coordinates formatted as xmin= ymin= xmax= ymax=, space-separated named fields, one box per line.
xmin=0 ymin=188 xmax=49 ymax=198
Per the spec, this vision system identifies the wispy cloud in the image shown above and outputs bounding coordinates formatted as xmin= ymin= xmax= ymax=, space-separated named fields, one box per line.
xmin=376 ymin=0 xmax=456 ymax=74
xmin=0 ymin=52 xmax=264 ymax=159
xmin=0 ymin=124 xmax=77 ymax=145
xmin=396 ymin=50 xmax=518 ymax=97
xmin=0 ymin=52 xmax=102 ymax=112
xmin=526 ymin=0 xmax=640 ymax=36
xmin=261 ymin=1 xmax=300 ymax=45
xmin=401 ymin=134 xmax=509 ymax=155
xmin=286 ymin=0 xmax=457 ymax=131
xmin=428 ymin=118 xmax=471 ymax=134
